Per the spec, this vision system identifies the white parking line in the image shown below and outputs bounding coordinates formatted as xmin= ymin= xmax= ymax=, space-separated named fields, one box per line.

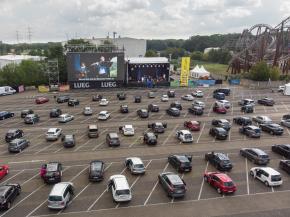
xmin=281 ymin=102 xmax=290 ymax=111
xmin=286 ymin=128 xmax=290 ymax=136
xmin=3 ymin=170 xmax=24 ymax=184
xmin=129 ymin=136 xmax=142 ymax=148
xmin=34 ymin=140 xmax=59 ymax=155
xmin=80 ymin=116 xmax=93 ymax=124
xmin=144 ymin=162 xmax=169 ymax=206
xmin=196 ymin=123 xmax=205 ymax=143
xmin=161 ymin=124 xmax=179 ymax=146
xmin=245 ymin=158 xmax=250 ymax=195
xmin=92 ymin=141 xmax=105 ymax=151
xmin=197 ymin=161 xmax=209 ymax=200
xmin=207 ymin=103 xmax=214 ymax=117
xmin=183 ymin=112 xmax=188 ymax=118
xmin=158 ymin=114 xmax=165 ymax=120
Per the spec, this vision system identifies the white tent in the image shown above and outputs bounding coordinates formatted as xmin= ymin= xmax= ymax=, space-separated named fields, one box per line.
xmin=191 ymin=65 xmax=210 ymax=78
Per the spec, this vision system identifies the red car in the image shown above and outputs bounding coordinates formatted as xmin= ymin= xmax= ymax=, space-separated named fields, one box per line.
xmin=213 ymin=105 xmax=227 ymax=114
xmin=184 ymin=121 xmax=201 ymax=131
xmin=204 ymin=172 xmax=237 ymax=194
xmin=0 ymin=165 xmax=9 ymax=180
xmin=35 ymin=97 xmax=49 ymax=104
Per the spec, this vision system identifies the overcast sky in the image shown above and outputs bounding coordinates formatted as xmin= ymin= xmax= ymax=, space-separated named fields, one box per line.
xmin=0 ymin=0 xmax=289 ymax=43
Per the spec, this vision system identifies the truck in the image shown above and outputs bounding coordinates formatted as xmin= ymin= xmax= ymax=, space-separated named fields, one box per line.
xmin=284 ymin=83 xmax=290 ymax=96
xmin=0 ymin=86 xmax=16 ymax=96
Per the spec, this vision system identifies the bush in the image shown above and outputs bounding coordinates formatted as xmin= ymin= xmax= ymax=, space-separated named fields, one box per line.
xmin=250 ymin=61 xmax=270 ymax=81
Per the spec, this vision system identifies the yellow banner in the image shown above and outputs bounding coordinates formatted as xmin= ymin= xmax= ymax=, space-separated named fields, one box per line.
xmin=38 ymin=85 xmax=49 ymax=93
xmin=180 ymin=57 xmax=190 ymax=87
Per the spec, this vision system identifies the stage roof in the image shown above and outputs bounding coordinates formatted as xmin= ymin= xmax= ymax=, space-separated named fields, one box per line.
xmin=126 ymin=57 xmax=169 ymax=64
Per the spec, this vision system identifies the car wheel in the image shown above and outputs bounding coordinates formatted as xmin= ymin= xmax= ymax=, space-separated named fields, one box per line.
xmin=6 ymin=202 xmax=11 ymax=210
xmin=249 ymin=171 xmax=254 ymax=176
xmin=265 ymin=181 xmax=269 ymax=186
xmin=217 ymin=188 xmax=222 ymax=194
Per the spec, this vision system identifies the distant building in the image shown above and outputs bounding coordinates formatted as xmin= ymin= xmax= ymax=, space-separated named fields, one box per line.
xmin=0 ymin=54 xmax=46 ymax=69
xmin=204 ymin=47 xmax=220 ymax=54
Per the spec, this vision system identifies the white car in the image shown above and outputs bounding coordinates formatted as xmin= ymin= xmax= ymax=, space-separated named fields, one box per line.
xmin=108 ymin=175 xmax=132 ymax=202
xmin=98 ymin=111 xmax=110 ymax=120
xmin=176 ymin=130 xmax=193 ymax=143
xmin=161 ymin=95 xmax=169 ymax=102
xmin=83 ymin=107 xmax=93 ymax=116
xmin=99 ymin=99 xmax=109 ymax=106
xmin=278 ymin=85 xmax=285 ymax=92
xmin=58 ymin=114 xmax=74 ymax=123
xmin=125 ymin=157 xmax=145 ymax=174
xmin=250 ymin=167 xmax=282 ymax=187
xmin=181 ymin=94 xmax=194 ymax=101
xmin=46 ymin=128 xmax=62 ymax=141
xmin=192 ymin=90 xmax=204 ymax=98
xmin=252 ymin=115 xmax=273 ymax=125
xmin=216 ymin=100 xmax=231 ymax=109
xmin=192 ymin=100 xmax=205 ymax=109
xmin=239 ymin=99 xmax=255 ymax=106
xmin=119 ymin=125 xmax=135 ymax=136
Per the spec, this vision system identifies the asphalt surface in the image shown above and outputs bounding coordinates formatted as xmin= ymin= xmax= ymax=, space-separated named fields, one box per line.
xmin=0 ymin=86 xmax=290 ymax=217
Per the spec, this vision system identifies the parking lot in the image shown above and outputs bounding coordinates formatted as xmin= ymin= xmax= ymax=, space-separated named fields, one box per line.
xmin=0 ymin=86 xmax=290 ymax=217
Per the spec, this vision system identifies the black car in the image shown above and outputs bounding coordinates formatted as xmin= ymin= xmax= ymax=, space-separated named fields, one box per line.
xmin=20 ymin=109 xmax=33 ymax=118
xmin=213 ymin=92 xmax=225 ymax=100
xmin=24 ymin=114 xmax=40 ymax=124
xmin=272 ymin=144 xmax=290 ymax=158
xmin=41 ymin=162 xmax=63 ymax=184
xmin=89 ymin=160 xmax=105 ymax=182
xmin=257 ymin=97 xmax=275 ymax=106
xmin=241 ymin=104 xmax=254 ymax=113
xmin=134 ymin=96 xmax=142 ymax=103
xmin=148 ymin=104 xmax=159 ymax=112
xmin=167 ymin=90 xmax=175 ymax=98
xmin=233 ymin=116 xmax=252 ymax=125
xmin=5 ymin=129 xmax=24 ymax=143
xmin=148 ymin=122 xmax=167 ymax=133
xmin=61 ymin=134 xmax=76 ymax=148
xmin=143 ymin=132 xmax=158 ymax=145
xmin=205 ymin=152 xmax=233 ymax=171
xmin=0 ymin=111 xmax=14 ymax=120
xmin=8 ymin=138 xmax=30 ymax=153
xmin=57 ymin=95 xmax=70 ymax=103
xmin=137 ymin=109 xmax=149 ymax=118
xmin=209 ymin=127 xmax=228 ymax=140
xmin=117 ymin=92 xmax=126 ymax=100
xmin=166 ymin=107 xmax=180 ymax=117
xmin=240 ymin=148 xmax=270 ymax=165
xmin=260 ymin=123 xmax=284 ymax=135
xmin=50 ymin=108 xmax=62 ymax=118
xmin=279 ymin=160 xmax=290 ymax=174
xmin=92 ymin=94 xmax=102 ymax=101
xmin=0 ymin=184 xmax=21 ymax=210
xmin=188 ymin=106 xmax=203 ymax=116
xmin=158 ymin=172 xmax=186 ymax=198
xmin=170 ymin=101 xmax=182 ymax=110
xmin=239 ymin=125 xmax=261 ymax=138
xmin=211 ymin=119 xmax=231 ymax=131
xmin=168 ymin=154 xmax=192 ymax=172
xmin=68 ymin=98 xmax=80 ymax=106
xmin=213 ymin=88 xmax=231 ymax=96
xmin=120 ymin=105 xmax=129 ymax=113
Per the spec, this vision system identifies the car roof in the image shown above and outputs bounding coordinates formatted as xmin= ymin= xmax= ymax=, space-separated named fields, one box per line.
xmin=164 ymin=173 xmax=183 ymax=185
xmin=127 ymin=157 xmax=143 ymax=165
xmin=256 ymin=167 xmax=280 ymax=175
xmin=175 ymin=155 xmax=190 ymax=162
xmin=215 ymin=127 xmax=227 ymax=132
xmin=171 ymin=107 xmax=179 ymax=111
xmin=190 ymin=121 xmax=200 ymax=124
xmin=215 ymin=153 xmax=229 ymax=160
xmin=108 ymin=133 xmax=118 ymax=138
xmin=26 ymin=114 xmax=35 ymax=117
xmin=124 ymin=125 xmax=133 ymax=128
xmin=140 ymin=109 xmax=147 ymax=112
xmin=0 ymin=185 xmax=11 ymax=196
xmin=50 ymin=182 xmax=72 ymax=196
xmin=155 ymin=122 xmax=163 ymax=125
xmin=99 ymin=111 xmax=108 ymax=114
xmin=89 ymin=124 xmax=98 ymax=129
xmin=251 ymin=148 xmax=268 ymax=155
xmin=48 ymin=128 xmax=59 ymax=132
xmin=7 ymin=129 xmax=18 ymax=133
xmin=65 ymin=134 xmax=74 ymax=139
xmin=212 ymin=172 xmax=232 ymax=182
xmin=146 ymin=132 xmax=156 ymax=137
xmin=247 ymin=125 xmax=260 ymax=130
xmin=110 ymin=175 xmax=129 ymax=190
xmin=46 ymin=162 xmax=59 ymax=171
xmin=219 ymin=119 xmax=229 ymax=123
xmin=180 ymin=130 xmax=191 ymax=134
xmin=10 ymin=138 xmax=24 ymax=143
xmin=269 ymin=123 xmax=281 ymax=127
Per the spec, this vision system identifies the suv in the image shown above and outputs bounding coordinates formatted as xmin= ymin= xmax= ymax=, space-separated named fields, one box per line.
xmin=170 ymin=101 xmax=182 ymax=110
xmin=48 ymin=182 xmax=74 ymax=210
xmin=148 ymin=91 xmax=156 ymax=98
xmin=213 ymin=88 xmax=231 ymax=96
xmin=5 ymin=129 xmax=24 ymax=142
xmin=119 ymin=125 xmax=135 ymax=136
xmin=40 ymin=162 xmax=63 ymax=184
xmin=205 ymin=152 xmax=233 ymax=171
xmin=0 ymin=184 xmax=21 ymax=210
xmin=134 ymin=96 xmax=142 ymax=103
xmin=8 ymin=138 xmax=30 ymax=153
xmin=50 ymin=108 xmax=62 ymax=118
xmin=249 ymin=167 xmax=282 ymax=187
xmin=239 ymin=99 xmax=255 ymax=106
xmin=148 ymin=122 xmax=167 ymax=133
xmin=143 ymin=132 xmax=158 ymax=145
xmin=252 ymin=116 xmax=272 ymax=125
xmin=239 ymin=125 xmax=261 ymax=138
xmin=167 ymin=90 xmax=175 ymax=98
xmin=21 ymin=109 xmax=33 ymax=118
xmin=233 ymin=116 xmax=252 ymax=126
xmin=83 ymin=107 xmax=93 ymax=116
xmin=106 ymin=133 xmax=120 ymax=147
xmin=0 ymin=111 xmax=14 ymax=120
xmin=176 ymin=130 xmax=193 ymax=143
xmin=24 ymin=114 xmax=39 ymax=124
xmin=148 ymin=104 xmax=159 ymax=112
xmin=166 ymin=107 xmax=180 ymax=116
xmin=117 ymin=92 xmax=126 ymax=100
xmin=240 ymin=148 xmax=270 ymax=165
xmin=260 ymin=123 xmax=284 ymax=135
xmin=46 ymin=128 xmax=62 ymax=141
xmin=204 ymin=172 xmax=236 ymax=194
xmin=257 ymin=97 xmax=275 ymax=106
xmin=209 ymin=127 xmax=228 ymax=140
xmin=108 ymin=175 xmax=132 ymax=202
xmin=68 ymin=98 xmax=79 ymax=106
xmin=211 ymin=119 xmax=231 ymax=131
xmin=120 ymin=105 xmax=129 ymax=113
xmin=241 ymin=104 xmax=254 ymax=113
xmin=158 ymin=172 xmax=186 ymax=198
xmin=125 ymin=157 xmax=146 ymax=174
xmin=88 ymin=125 xmax=99 ymax=138
xmin=188 ymin=106 xmax=203 ymax=116
xmin=62 ymin=134 xmax=76 ymax=148
xmin=272 ymin=144 xmax=290 ymax=158
xmin=89 ymin=160 xmax=105 ymax=181
xmin=137 ymin=109 xmax=149 ymax=118
xmin=168 ymin=154 xmax=192 ymax=172
xmin=279 ymin=160 xmax=290 ymax=174
xmin=192 ymin=100 xmax=205 ymax=109
xmin=281 ymin=114 xmax=290 ymax=128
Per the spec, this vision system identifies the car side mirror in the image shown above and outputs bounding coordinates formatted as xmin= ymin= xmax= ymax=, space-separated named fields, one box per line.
xmin=155 ymin=134 xmax=158 ymax=138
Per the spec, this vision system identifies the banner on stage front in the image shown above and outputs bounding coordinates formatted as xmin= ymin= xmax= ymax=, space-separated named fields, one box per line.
xmin=180 ymin=57 xmax=190 ymax=87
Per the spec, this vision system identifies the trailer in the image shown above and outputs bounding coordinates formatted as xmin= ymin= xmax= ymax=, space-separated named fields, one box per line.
xmin=284 ymin=83 xmax=290 ymax=96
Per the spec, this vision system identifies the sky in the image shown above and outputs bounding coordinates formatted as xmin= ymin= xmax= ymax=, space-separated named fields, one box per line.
xmin=0 ymin=0 xmax=289 ymax=43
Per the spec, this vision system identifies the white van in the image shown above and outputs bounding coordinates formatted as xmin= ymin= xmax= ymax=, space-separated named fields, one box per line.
xmin=107 ymin=175 xmax=132 ymax=202
xmin=0 ymin=86 xmax=16 ymax=96
xmin=48 ymin=182 xmax=74 ymax=209
xmin=250 ymin=167 xmax=282 ymax=187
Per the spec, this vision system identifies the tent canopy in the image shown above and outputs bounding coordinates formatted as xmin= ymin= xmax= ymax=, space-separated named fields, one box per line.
xmin=191 ymin=65 xmax=210 ymax=78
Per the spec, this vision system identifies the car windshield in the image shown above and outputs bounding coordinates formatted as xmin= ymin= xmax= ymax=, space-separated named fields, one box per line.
xmin=6 ymin=132 xmax=15 ymax=136
xmin=271 ymin=175 xmax=282 ymax=182
xmin=185 ymin=134 xmax=192 ymax=139
xmin=9 ymin=142 xmax=18 ymax=146
xmin=260 ymin=155 xmax=269 ymax=159
xmin=181 ymin=162 xmax=191 ymax=167
xmin=254 ymin=128 xmax=261 ymax=133
xmin=134 ymin=164 xmax=144 ymax=169
xmin=65 ymin=136 xmax=74 ymax=141
xmin=221 ymin=160 xmax=231 ymax=165
xmin=48 ymin=196 xmax=62 ymax=201
xmin=173 ymin=184 xmax=185 ymax=189
xmin=116 ymin=189 xmax=130 ymax=195
xmin=89 ymin=128 xmax=98 ymax=132
xmin=224 ymin=181 xmax=234 ymax=187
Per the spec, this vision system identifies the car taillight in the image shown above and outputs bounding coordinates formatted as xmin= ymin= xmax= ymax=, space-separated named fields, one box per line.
xmin=60 ymin=202 xmax=65 ymax=205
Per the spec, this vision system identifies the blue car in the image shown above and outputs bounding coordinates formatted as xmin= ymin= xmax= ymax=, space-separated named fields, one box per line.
xmin=0 ymin=111 xmax=14 ymax=120
xmin=213 ymin=92 xmax=225 ymax=100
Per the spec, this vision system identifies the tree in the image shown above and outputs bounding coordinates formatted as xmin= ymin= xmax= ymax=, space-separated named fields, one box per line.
xmin=191 ymin=51 xmax=203 ymax=61
xmin=145 ymin=50 xmax=158 ymax=57
xmin=250 ymin=61 xmax=270 ymax=81
xmin=269 ymin=67 xmax=280 ymax=81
